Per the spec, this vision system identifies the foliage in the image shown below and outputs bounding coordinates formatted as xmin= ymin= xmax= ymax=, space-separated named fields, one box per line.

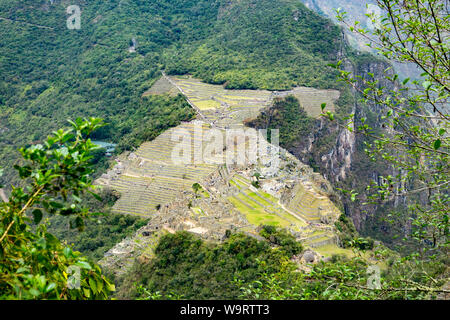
xmin=239 ymin=248 xmax=448 ymax=300
xmin=117 ymin=229 xmax=301 ymax=300
xmin=259 ymin=225 xmax=303 ymax=256
xmin=164 ymin=0 xmax=342 ymax=90
xmin=125 ymin=229 xmax=447 ymax=300
xmin=331 ymin=0 xmax=449 ymax=258
xmin=46 ymin=189 xmax=148 ymax=262
xmin=335 ymin=214 xmax=375 ymax=250
xmin=0 ymin=118 xmax=114 ymax=299
xmin=247 ymin=96 xmax=315 ymax=150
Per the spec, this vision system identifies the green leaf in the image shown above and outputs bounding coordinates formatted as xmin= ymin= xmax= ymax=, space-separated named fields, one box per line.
xmin=29 ymin=288 xmax=41 ymax=297
xmin=75 ymin=261 xmax=92 ymax=270
xmin=107 ymin=282 xmax=116 ymax=292
xmin=88 ymin=190 xmax=103 ymax=202
xmin=63 ymin=247 xmax=72 ymax=258
xmin=89 ymin=278 xmax=97 ymax=293
xmin=422 ymin=81 xmax=432 ymax=90
xmin=50 ymin=201 xmax=63 ymax=209
xmin=36 ymin=237 xmax=47 ymax=249
xmin=32 ymin=209 xmax=43 ymax=224
xmin=83 ymin=288 xmax=91 ymax=298
xmin=438 ymin=128 xmax=446 ymax=136
xmin=96 ymin=279 xmax=104 ymax=293
xmin=433 ymin=139 xmax=441 ymax=150
xmin=321 ymin=103 xmax=326 ymax=111
xmin=45 ymin=283 xmax=56 ymax=293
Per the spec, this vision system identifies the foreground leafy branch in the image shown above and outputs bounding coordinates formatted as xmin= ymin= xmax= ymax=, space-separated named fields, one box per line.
xmin=0 ymin=118 xmax=114 ymax=299
xmin=326 ymin=0 xmax=449 ymax=256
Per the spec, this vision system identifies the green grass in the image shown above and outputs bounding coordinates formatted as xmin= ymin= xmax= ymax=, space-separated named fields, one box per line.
xmin=228 ymin=196 xmax=291 ymax=228
xmin=195 ymin=99 xmax=222 ymax=110
xmin=259 ymin=191 xmax=279 ymax=203
xmin=191 ymin=207 xmax=207 ymax=217
xmin=239 ymin=189 xmax=307 ymax=229
xmin=234 ymin=174 xmax=250 ymax=182
xmin=230 ymin=179 xmax=246 ymax=190
xmin=314 ymin=244 xmax=356 ymax=258
xmin=246 ymin=191 xmax=272 ymax=207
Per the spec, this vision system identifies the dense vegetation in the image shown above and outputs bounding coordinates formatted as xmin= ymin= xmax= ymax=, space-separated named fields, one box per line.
xmin=116 ymin=227 xmax=303 ymax=299
xmin=0 ymin=118 xmax=114 ymax=299
xmin=46 ymin=189 xmax=148 ymax=262
xmin=117 ymin=227 xmax=447 ymax=300
xmin=246 ymin=96 xmax=315 ymax=151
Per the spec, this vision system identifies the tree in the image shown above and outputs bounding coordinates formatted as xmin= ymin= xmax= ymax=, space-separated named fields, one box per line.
xmin=0 ymin=118 xmax=114 ymax=299
xmin=242 ymin=0 xmax=449 ymax=300
xmin=332 ymin=0 xmax=448 ymax=254
xmin=192 ymin=183 xmax=201 ymax=194
xmin=320 ymin=0 xmax=448 ymax=295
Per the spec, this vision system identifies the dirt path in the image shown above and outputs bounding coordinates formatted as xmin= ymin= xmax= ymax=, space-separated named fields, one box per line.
xmin=161 ymin=71 xmax=207 ymax=122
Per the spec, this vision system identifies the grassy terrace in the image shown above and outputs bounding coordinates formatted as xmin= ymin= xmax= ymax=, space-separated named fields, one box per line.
xmin=191 ymin=207 xmax=208 ymax=217
xmin=228 ymin=174 xmax=307 ymax=230
xmin=286 ymin=183 xmax=340 ymax=223
xmin=102 ymin=122 xmax=221 ymax=217
xmin=170 ymin=76 xmax=271 ymax=124
xmin=225 ymin=173 xmax=342 ymax=249
xmin=228 ymin=196 xmax=291 ymax=228
xmin=283 ymin=87 xmax=340 ymax=118
xmin=171 ymin=76 xmax=340 ymax=120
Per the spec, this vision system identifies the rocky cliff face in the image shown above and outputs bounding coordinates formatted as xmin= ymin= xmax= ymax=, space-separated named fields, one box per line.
xmin=300 ymin=0 xmax=422 ymax=81
xmin=268 ymin=47 xmax=398 ymax=234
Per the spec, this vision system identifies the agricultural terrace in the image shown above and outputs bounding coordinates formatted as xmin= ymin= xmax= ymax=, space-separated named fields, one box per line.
xmin=99 ymin=75 xmax=343 ymax=251
xmin=275 ymin=87 xmax=340 ymax=118
xmin=169 ymin=75 xmax=340 ymax=120
xmin=99 ymin=122 xmax=219 ymax=217
xmin=226 ymin=173 xmax=338 ymax=248
xmin=228 ymin=174 xmax=307 ymax=230
xmin=169 ymin=76 xmax=272 ymax=126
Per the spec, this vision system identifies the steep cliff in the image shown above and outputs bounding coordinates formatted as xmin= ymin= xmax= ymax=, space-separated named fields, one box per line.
xmin=247 ymin=38 xmax=407 ymax=247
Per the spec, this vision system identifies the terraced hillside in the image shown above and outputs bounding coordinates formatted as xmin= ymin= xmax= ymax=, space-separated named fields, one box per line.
xmin=168 ymin=75 xmax=273 ymax=127
xmin=274 ymin=87 xmax=340 ymax=118
xmin=97 ymin=121 xmax=218 ymax=217
xmin=286 ymin=181 xmax=341 ymax=224
xmin=98 ymin=75 xmax=344 ymax=260
xmin=226 ymin=171 xmax=339 ymax=248
xmin=227 ymin=174 xmax=308 ymax=230
xmin=167 ymin=75 xmax=340 ymax=122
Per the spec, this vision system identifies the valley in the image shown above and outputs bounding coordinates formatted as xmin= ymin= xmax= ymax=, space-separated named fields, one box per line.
xmin=0 ymin=0 xmax=446 ymax=301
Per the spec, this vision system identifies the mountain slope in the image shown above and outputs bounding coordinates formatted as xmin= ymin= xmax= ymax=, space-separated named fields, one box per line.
xmin=0 ymin=0 xmax=346 ymax=186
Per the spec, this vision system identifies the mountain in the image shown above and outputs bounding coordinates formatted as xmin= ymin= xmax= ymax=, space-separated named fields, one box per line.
xmin=0 ymin=0 xmax=400 ymax=252
xmin=300 ymin=0 xmax=423 ymax=81
xmin=0 ymin=0 xmax=346 ymax=186
xmin=2 ymin=0 xmax=448 ymax=301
